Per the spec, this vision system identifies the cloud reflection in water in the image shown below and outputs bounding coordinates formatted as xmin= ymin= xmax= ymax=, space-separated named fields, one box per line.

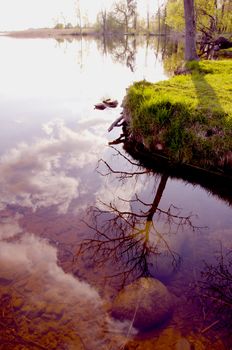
xmin=0 ymin=216 xmax=135 ymax=348
xmin=0 ymin=119 xmax=105 ymax=213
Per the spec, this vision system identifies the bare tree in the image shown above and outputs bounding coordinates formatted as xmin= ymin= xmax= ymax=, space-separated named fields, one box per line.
xmin=100 ymin=9 xmax=108 ymax=35
xmin=113 ymin=0 xmax=137 ymax=33
xmin=146 ymin=0 xmax=150 ymax=32
xmin=157 ymin=0 xmax=161 ymax=34
xmin=75 ymin=0 xmax=82 ymax=34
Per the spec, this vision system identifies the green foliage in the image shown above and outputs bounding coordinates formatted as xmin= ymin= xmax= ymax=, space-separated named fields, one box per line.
xmin=65 ymin=23 xmax=73 ymax=29
xmin=54 ymin=23 xmax=64 ymax=29
xmin=166 ymin=0 xmax=184 ymax=32
xmin=124 ymin=60 xmax=232 ymax=169
xmin=164 ymin=0 xmax=232 ymax=34
xmin=95 ymin=10 xmax=125 ymax=33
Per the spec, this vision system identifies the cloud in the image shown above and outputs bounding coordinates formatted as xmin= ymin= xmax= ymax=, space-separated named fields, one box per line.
xmin=0 ymin=120 xmax=105 ymax=213
xmin=0 ymin=231 xmax=106 ymax=347
xmin=0 ymin=213 xmax=23 ymax=240
xmin=0 ymin=233 xmax=100 ymax=301
xmin=0 ymin=230 xmax=137 ymax=348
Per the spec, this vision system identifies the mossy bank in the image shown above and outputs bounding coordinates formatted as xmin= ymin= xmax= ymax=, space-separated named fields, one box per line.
xmin=123 ymin=60 xmax=232 ymax=174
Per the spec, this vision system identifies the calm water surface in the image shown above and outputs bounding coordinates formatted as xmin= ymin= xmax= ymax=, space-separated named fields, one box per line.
xmin=0 ymin=36 xmax=231 ymax=349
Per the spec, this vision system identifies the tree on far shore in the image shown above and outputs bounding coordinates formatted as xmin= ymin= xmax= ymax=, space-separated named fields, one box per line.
xmin=113 ymin=0 xmax=137 ymax=33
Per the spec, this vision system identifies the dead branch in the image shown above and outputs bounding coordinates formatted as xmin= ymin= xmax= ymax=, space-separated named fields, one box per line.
xmin=201 ymin=320 xmax=220 ymax=334
xmin=108 ymin=116 xmax=124 ymax=132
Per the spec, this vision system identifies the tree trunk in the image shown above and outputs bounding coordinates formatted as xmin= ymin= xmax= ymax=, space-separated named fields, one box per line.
xmin=125 ymin=16 xmax=128 ymax=33
xmin=183 ymin=0 xmax=198 ymax=60
xmin=102 ymin=10 xmax=107 ymax=34
xmin=157 ymin=0 xmax=161 ymax=34
xmin=162 ymin=5 xmax=168 ymax=35
xmin=146 ymin=174 xmax=168 ymax=222
xmin=147 ymin=8 xmax=150 ymax=32
xmin=133 ymin=13 xmax=137 ymax=32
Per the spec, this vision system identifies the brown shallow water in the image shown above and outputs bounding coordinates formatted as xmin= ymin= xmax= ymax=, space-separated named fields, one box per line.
xmin=0 ymin=35 xmax=231 ymax=349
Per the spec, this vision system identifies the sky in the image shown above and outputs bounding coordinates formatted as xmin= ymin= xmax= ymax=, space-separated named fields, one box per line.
xmin=0 ymin=0 xmax=163 ymax=31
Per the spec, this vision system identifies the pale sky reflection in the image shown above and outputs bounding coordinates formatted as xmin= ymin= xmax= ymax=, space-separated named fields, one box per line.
xmin=0 ymin=37 xmax=166 ymax=214
xmin=0 ymin=37 xmax=166 ymax=102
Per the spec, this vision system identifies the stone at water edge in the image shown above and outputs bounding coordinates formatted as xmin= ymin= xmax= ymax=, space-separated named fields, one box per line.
xmin=111 ymin=277 xmax=174 ymax=331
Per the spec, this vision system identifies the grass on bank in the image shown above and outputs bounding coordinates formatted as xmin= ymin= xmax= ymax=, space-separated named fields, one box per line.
xmin=124 ymin=60 xmax=232 ymax=171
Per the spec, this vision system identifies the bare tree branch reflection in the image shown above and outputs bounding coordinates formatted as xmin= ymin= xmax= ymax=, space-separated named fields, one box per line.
xmin=110 ymin=36 xmax=136 ymax=72
xmin=96 ymin=146 xmax=150 ymax=181
xmin=192 ymin=246 xmax=232 ymax=343
xmin=76 ymin=147 xmax=202 ymax=287
xmin=198 ymin=246 xmax=232 ymax=315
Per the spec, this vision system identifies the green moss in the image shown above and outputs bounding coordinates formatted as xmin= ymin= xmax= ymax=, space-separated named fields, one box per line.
xmin=124 ymin=60 xmax=232 ymax=170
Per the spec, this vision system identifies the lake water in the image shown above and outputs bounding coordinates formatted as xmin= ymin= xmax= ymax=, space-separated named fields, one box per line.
xmin=0 ymin=35 xmax=231 ymax=350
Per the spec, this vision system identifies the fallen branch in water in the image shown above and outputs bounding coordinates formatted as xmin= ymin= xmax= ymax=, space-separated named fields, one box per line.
xmin=201 ymin=320 xmax=220 ymax=334
xmin=108 ymin=115 xmax=124 ymax=132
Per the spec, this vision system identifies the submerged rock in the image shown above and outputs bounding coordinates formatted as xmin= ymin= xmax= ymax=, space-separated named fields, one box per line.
xmin=175 ymin=338 xmax=191 ymax=350
xmin=111 ymin=277 xmax=173 ymax=331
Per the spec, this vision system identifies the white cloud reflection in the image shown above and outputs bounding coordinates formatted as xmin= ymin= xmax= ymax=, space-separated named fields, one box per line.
xmin=0 ymin=213 xmax=23 ymax=240
xmin=0 ymin=233 xmax=100 ymax=301
xmin=0 ymin=221 xmax=136 ymax=347
xmin=0 ymin=120 xmax=105 ymax=213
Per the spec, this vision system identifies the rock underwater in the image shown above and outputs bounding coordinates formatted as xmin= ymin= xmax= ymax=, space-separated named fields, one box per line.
xmin=111 ymin=277 xmax=174 ymax=332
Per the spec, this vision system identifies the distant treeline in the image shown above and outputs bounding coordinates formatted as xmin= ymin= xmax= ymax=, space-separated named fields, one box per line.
xmin=54 ymin=0 xmax=232 ymax=38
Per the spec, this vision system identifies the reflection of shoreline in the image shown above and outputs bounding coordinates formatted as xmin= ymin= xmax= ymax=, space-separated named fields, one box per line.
xmin=124 ymin=140 xmax=232 ymax=206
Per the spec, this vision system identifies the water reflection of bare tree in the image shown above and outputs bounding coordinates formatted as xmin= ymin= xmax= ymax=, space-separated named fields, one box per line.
xmin=193 ymin=247 xmax=232 ymax=343
xmin=77 ymin=147 xmax=200 ymax=287
xmin=97 ymin=35 xmax=137 ymax=72
xmin=111 ymin=36 xmax=136 ymax=72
